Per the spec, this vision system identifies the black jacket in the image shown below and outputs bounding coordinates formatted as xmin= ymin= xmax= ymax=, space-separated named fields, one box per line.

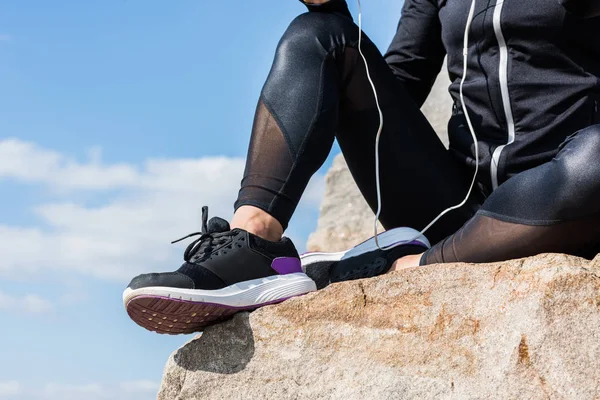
xmin=306 ymin=0 xmax=600 ymax=190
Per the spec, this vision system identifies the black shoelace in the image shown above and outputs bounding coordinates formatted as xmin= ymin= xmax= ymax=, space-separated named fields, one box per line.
xmin=171 ymin=206 xmax=233 ymax=262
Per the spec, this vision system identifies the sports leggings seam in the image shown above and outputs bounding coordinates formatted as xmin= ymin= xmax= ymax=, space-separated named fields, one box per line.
xmin=263 ymin=34 xmax=362 ymax=217
xmin=259 ymin=94 xmax=297 ymax=159
xmin=265 ymin=49 xmax=331 ymax=216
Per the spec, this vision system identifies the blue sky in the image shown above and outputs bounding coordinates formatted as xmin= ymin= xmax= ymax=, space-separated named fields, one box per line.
xmin=0 ymin=1 xmax=403 ymax=398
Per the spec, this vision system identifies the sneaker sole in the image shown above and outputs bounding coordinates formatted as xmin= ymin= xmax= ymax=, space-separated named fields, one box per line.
xmin=123 ymin=272 xmax=316 ymax=335
xmin=301 ymin=227 xmax=430 ymax=287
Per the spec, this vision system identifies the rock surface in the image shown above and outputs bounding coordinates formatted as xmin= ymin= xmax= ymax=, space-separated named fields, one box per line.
xmin=158 ymin=69 xmax=600 ymax=400
xmin=306 ymin=66 xmax=451 ymax=252
xmin=159 ymin=254 xmax=600 ymax=400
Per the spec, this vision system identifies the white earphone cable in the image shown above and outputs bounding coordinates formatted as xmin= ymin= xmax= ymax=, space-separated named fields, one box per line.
xmin=356 ymin=0 xmax=386 ymax=249
xmin=357 ymin=0 xmax=480 ymax=250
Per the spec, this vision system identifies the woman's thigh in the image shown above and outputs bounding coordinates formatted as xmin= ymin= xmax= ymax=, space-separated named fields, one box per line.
xmin=333 ymin=39 xmax=483 ymax=244
xmin=422 ymin=124 xmax=600 ymax=264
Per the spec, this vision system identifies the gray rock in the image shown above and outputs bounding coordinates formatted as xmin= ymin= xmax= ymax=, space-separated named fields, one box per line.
xmin=305 ymin=154 xmax=384 ymax=253
xmin=422 ymin=62 xmax=452 ymax=147
xmin=158 ymin=253 xmax=600 ymax=399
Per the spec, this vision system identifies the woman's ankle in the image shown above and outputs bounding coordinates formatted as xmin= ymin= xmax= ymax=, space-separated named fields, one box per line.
xmin=231 ymin=206 xmax=284 ymax=242
xmin=389 ymin=253 xmax=423 ymax=272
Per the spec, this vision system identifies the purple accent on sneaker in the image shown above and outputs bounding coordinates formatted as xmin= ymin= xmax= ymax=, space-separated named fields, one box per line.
xmin=271 ymin=257 xmax=303 ymax=275
xmin=300 ymin=240 xmax=429 ymax=257
xmin=371 ymin=239 xmax=429 ymax=249
xmin=406 ymin=240 xmax=429 ymax=248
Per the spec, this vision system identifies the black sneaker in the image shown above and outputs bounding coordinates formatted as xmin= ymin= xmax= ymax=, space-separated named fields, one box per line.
xmin=301 ymin=227 xmax=431 ymax=289
xmin=123 ymin=207 xmax=316 ymax=335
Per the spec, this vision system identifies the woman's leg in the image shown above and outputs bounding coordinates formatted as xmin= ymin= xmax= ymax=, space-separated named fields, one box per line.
xmin=125 ymin=9 xmax=490 ymax=334
xmin=417 ymin=124 xmax=600 ymax=265
xmin=233 ymin=11 xmax=483 ymax=245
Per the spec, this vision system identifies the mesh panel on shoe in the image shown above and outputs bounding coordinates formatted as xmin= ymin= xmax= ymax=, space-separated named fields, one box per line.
xmin=249 ymin=235 xmax=299 ymax=260
xmin=177 ymin=262 xmax=227 ymax=290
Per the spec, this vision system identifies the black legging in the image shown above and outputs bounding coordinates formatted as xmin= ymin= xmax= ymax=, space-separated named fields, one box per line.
xmin=234 ymin=11 xmax=600 ymax=264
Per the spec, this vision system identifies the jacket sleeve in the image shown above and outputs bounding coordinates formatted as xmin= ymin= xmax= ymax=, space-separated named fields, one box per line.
xmin=559 ymin=0 xmax=600 ymax=18
xmin=384 ymin=0 xmax=446 ymax=107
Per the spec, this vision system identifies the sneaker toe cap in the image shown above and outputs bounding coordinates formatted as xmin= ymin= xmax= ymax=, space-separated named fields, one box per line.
xmin=127 ymin=272 xmax=195 ymax=291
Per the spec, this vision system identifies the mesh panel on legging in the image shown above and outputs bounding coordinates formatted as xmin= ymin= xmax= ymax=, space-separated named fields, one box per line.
xmin=421 ymin=212 xmax=600 ymax=264
xmin=422 ymin=124 xmax=600 ymax=264
xmin=235 ymin=100 xmax=308 ymax=230
xmin=235 ymin=13 xmax=342 ymax=230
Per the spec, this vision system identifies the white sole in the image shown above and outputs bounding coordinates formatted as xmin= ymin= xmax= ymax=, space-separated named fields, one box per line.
xmin=301 ymin=227 xmax=430 ymax=268
xmin=123 ymin=272 xmax=317 ymax=309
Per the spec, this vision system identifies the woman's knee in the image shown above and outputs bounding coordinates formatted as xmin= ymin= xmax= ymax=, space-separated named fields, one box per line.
xmin=574 ymin=123 xmax=600 ymax=148
xmin=559 ymin=124 xmax=600 ymax=175
xmin=552 ymin=124 xmax=600 ymax=215
xmin=482 ymin=124 xmax=600 ymax=222
xmin=276 ymin=12 xmax=356 ymax=59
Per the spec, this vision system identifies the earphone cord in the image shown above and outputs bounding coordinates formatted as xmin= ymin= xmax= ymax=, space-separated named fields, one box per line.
xmin=357 ymin=0 xmax=480 ymax=250
xmin=356 ymin=0 xmax=385 ymax=249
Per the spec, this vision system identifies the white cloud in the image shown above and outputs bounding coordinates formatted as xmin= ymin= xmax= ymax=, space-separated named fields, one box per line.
xmin=0 ymin=290 xmax=54 ymax=314
xmin=41 ymin=383 xmax=105 ymax=399
xmin=2 ymin=381 xmax=159 ymax=400
xmin=0 ymin=381 xmax=23 ymax=397
xmin=119 ymin=380 xmax=159 ymax=394
xmin=22 ymin=294 xmax=55 ymax=313
xmin=0 ymin=138 xmax=173 ymax=191
xmin=0 ymin=139 xmax=324 ymax=282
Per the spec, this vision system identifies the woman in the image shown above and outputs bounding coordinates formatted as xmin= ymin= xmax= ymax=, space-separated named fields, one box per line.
xmin=123 ymin=0 xmax=600 ymax=334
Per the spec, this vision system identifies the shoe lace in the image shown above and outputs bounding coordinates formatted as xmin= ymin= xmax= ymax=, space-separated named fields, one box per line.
xmin=171 ymin=206 xmax=233 ymax=262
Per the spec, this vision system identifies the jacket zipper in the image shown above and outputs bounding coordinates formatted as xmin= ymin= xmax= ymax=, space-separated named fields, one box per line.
xmin=490 ymin=0 xmax=516 ymax=190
